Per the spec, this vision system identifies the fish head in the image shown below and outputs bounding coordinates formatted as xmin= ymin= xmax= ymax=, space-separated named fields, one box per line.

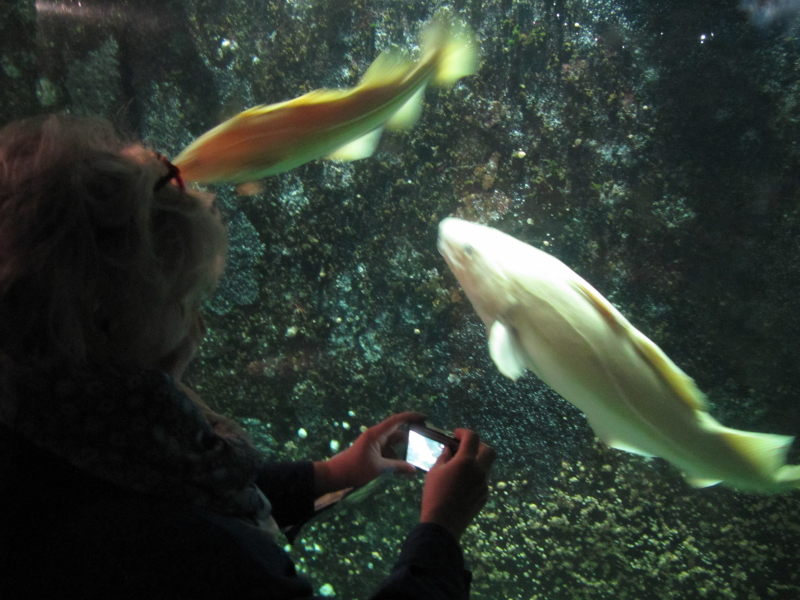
xmin=437 ymin=216 xmax=582 ymax=329
xmin=437 ymin=217 xmax=618 ymax=382
xmin=437 ymin=217 xmax=526 ymax=327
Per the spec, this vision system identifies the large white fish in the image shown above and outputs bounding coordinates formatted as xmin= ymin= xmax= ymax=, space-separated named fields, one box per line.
xmin=437 ymin=217 xmax=800 ymax=493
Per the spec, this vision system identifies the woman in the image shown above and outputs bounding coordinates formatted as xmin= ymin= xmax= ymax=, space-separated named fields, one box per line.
xmin=0 ymin=114 xmax=495 ymax=599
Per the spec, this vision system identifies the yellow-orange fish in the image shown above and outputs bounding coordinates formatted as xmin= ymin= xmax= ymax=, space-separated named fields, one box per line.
xmin=173 ymin=16 xmax=478 ymax=184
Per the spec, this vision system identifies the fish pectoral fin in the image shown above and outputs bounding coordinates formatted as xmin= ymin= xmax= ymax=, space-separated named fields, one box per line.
xmin=488 ymin=320 xmax=527 ymax=380
xmin=326 ymin=127 xmax=384 ymax=161
xmin=386 ymin=87 xmax=426 ymax=130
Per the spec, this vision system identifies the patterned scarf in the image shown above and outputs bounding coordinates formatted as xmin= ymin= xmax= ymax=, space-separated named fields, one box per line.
xmin=2 ymin=363 xmax=275 ymax=533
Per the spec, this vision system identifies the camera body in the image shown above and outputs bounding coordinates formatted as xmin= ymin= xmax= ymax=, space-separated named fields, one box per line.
xmin=405 ymin=422 xmax=459 ymax=471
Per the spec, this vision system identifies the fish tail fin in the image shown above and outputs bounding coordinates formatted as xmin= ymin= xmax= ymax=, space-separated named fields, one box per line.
xmin=716 ymin=420 xmax=794 ymax=476
xmin=422 ymin=16 xmax=479 ymax=87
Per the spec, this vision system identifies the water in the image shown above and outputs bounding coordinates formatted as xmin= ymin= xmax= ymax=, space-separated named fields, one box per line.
xmin=4 ymin=0 xmax=800 ymax=597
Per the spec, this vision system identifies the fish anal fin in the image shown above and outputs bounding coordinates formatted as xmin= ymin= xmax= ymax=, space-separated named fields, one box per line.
xmin=386 ymin=87 xmax=425 ymax=130
xmin=584 ymin=412 xmax=656 ymax=457
xmin=326 ymin=127 xmax=383 ymax=161
xmin=488 ymin=320 xmax=526 ymax=381
xmin=606 ymin=438 xmax=656 ymax=458
xmin=776 ymin=464 xmax=800 ymax=487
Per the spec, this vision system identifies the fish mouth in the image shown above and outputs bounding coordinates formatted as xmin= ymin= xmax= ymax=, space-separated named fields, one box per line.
xmin=437 ymin=235 xmax=464 ymax=272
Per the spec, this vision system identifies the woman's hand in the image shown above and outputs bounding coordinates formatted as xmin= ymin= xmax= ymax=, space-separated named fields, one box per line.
xmin=419 ymin=428 xmax=495 ymax=540
xmin=313 ymin=412 xmax=424 ymax=495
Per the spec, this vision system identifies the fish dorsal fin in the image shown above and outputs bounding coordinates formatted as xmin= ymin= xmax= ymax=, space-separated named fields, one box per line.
xmin=244 ymin=89 xmax=353 ymax=118
xmin=571 ymin=280 xmax=625 ymax=331
xmin=573 ymin=280 xmax=707 ymax=412
xmin=488 ymin=320 xmax=526 ymax=381
xmin=289 ymin=88 xmax=351 ymax=106
xmin=629 ymin=329 xmax=707 ymax=412
xmin=231 ymin=88 xmax=352 ymax=121
xmin=359 ymin=49 xmax=411 ymax=87
xmin=326 ymin=127 xmax=383 ymax=161
xmin=236 ymin=103 xmax=273 ymax=118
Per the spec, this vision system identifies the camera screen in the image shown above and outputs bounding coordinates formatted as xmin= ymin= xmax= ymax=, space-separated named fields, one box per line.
xmin=406 ymin=429 xmax=446 ymax=471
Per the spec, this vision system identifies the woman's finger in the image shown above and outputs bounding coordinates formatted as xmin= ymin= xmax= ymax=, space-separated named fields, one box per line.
xmin=452 ymin=428 xmax=479 ymax=458
xmin=371 ymin=412 xmax=426 ymax=442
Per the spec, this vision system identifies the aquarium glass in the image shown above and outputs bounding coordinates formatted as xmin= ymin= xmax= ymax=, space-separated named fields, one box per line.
xmin=3 ymin=1 xmax=799 ymax=598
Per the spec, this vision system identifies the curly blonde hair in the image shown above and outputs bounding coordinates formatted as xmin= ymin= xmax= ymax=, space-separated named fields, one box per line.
xmin=0 ymin=114 xmax=227 ymax=370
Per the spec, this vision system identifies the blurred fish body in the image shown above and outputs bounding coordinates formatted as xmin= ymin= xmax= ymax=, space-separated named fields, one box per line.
xmin=438 ymin=217 xmax=800 ymax=493
xmin=173 ymin=17 xmax=478 ymax=184
xmin=741 ymin=0 xmax=800 ymax=27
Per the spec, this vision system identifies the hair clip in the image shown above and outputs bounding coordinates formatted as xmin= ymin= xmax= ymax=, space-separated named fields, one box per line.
xmin=154 ymin=152 xmax=185 ymax=193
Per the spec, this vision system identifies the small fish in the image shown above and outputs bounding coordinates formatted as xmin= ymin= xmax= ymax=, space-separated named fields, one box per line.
xmin=438 ymin=217 xmax=800 ymax=493
xmin=173 ymin=16 xmax=478 ymax=184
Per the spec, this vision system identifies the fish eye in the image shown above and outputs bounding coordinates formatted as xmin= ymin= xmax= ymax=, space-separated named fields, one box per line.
xmin=463 ymin=244 xmax=474 ymax=256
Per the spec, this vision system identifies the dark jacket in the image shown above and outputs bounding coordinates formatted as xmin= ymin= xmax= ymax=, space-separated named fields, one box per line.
xmin=1 ymin=424 xmax=471 ymax=599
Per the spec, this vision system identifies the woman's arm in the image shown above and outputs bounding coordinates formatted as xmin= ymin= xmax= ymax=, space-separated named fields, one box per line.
xmin=255 ymin=460 xmax=317 ymax=528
